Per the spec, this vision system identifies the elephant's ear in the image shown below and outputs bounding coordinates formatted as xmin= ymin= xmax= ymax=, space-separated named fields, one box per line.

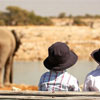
xmin=11 ymin=30 xmax=21 ymax=55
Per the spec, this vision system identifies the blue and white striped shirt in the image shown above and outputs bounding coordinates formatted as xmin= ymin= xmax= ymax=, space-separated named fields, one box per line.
xmin=38 ymin=70 xmax=80 ymax=92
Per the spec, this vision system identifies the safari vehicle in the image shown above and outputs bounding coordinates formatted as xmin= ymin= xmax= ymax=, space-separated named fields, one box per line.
xmin=0 ymin=91 xmax=100 ymax=100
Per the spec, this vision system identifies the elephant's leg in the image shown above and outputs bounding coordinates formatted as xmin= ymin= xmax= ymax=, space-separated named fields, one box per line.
xmin=10 ymin=58 xmax=13 ymax=83
xmin=0 ymin=45 xmax=10 ymax=87
xmin=4 ymin=56 xmax=13 ymax=86
xmin=0 ymin=68 xmax=3 ymax=87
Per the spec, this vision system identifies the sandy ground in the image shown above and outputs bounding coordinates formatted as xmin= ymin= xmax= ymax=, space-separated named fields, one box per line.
xmin=1 ymin=25 xmax=100 ymax=61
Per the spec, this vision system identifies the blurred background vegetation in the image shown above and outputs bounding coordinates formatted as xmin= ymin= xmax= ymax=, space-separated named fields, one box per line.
xmin=0 ymin=6 xmax=53 ymax=26
xmin=0 ymin=6 xmax=100 ymax=26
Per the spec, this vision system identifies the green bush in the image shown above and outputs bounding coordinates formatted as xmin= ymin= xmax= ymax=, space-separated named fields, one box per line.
xmin=58 ymin=12 xmax=66 ymax=18
xmin=73 ymin=18 xmax=87 ymax=26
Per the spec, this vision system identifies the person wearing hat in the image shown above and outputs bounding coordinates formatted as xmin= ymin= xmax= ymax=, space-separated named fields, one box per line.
xmin=38 ymin=42 xmax=80 ymax=91
xmin=83 ymin=49 xmax=100 ymax=91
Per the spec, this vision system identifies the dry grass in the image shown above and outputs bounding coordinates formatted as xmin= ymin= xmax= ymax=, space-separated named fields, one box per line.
xmin=0 ymin=84 xmax=38 ymax=91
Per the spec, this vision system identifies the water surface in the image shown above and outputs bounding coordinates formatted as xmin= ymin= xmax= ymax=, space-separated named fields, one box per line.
xmin=13 ymin=60 xmax=97 ymax=86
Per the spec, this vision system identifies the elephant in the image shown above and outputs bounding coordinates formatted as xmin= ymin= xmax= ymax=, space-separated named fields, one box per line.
xmin=0 ymin=28 xmax=21 ymax=87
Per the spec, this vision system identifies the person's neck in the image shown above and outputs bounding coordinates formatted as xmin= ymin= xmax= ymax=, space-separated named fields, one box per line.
xmin=50 ymin=70 xmax=66 ymax=73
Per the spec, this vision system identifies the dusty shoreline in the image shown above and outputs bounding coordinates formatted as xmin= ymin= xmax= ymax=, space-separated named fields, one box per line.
xmin=1 ymin=25 xmax=100 ymax=61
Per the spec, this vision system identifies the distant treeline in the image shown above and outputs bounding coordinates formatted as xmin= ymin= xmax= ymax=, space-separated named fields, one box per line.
xmin=0 ymin=6 xmax=100 ymax=26
xmin=57 ymin=12 xmax=100 ymax=19
xmin=56 ymin=12 xmax=100 ymax=26
xmin=0 ymin=6 xmax=53 ymax=26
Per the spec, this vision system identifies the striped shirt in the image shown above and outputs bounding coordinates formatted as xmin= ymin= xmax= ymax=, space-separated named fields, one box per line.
xmin=83 ymin=65 xmax=100 ymax=91
xmin=38 ymin=70 xmax=80 ymax=92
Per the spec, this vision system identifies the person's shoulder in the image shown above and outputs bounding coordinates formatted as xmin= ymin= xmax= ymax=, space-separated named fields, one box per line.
xmin=85 ymin=70 xmax=96 ymax=81
xmin=86 ymin=69 xmax=97 ymax=78
xmin=65 ymin=72 xmax=78 ymax=81
xmin=40 ymin=71 xmax=50 ymax=77
xmin=71 ymin=74 xmax=78 ymax=81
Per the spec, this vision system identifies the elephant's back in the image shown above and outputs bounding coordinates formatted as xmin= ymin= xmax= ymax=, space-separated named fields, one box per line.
xmin=0 ymin=28 xmax=16 ymax=52
xmin=0 ymin=28 xmax=13 ymax=40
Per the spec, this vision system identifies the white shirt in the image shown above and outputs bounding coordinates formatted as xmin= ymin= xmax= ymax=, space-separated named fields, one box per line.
xmin=38 ymin=70 xmax=80 ymax=92
xmin=83 ymin=65 xmax=100 ymax=91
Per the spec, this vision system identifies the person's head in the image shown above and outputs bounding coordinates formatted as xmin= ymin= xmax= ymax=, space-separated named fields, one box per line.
xmin=43 ymin=42 xmax=78 ymax=71
xmin=91 ymin=48 xmax=100 ymax=65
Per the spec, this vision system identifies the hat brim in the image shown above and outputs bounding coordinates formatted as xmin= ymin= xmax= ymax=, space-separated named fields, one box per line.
xmin=44 ymin=50 xmax=78 ymax=71
xmin=91 ymin=49 xmax=100 ymax=64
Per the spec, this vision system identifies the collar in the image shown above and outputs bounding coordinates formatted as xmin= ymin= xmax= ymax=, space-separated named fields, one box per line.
xmin=50 ymin=70 xmax=66 ymax=74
